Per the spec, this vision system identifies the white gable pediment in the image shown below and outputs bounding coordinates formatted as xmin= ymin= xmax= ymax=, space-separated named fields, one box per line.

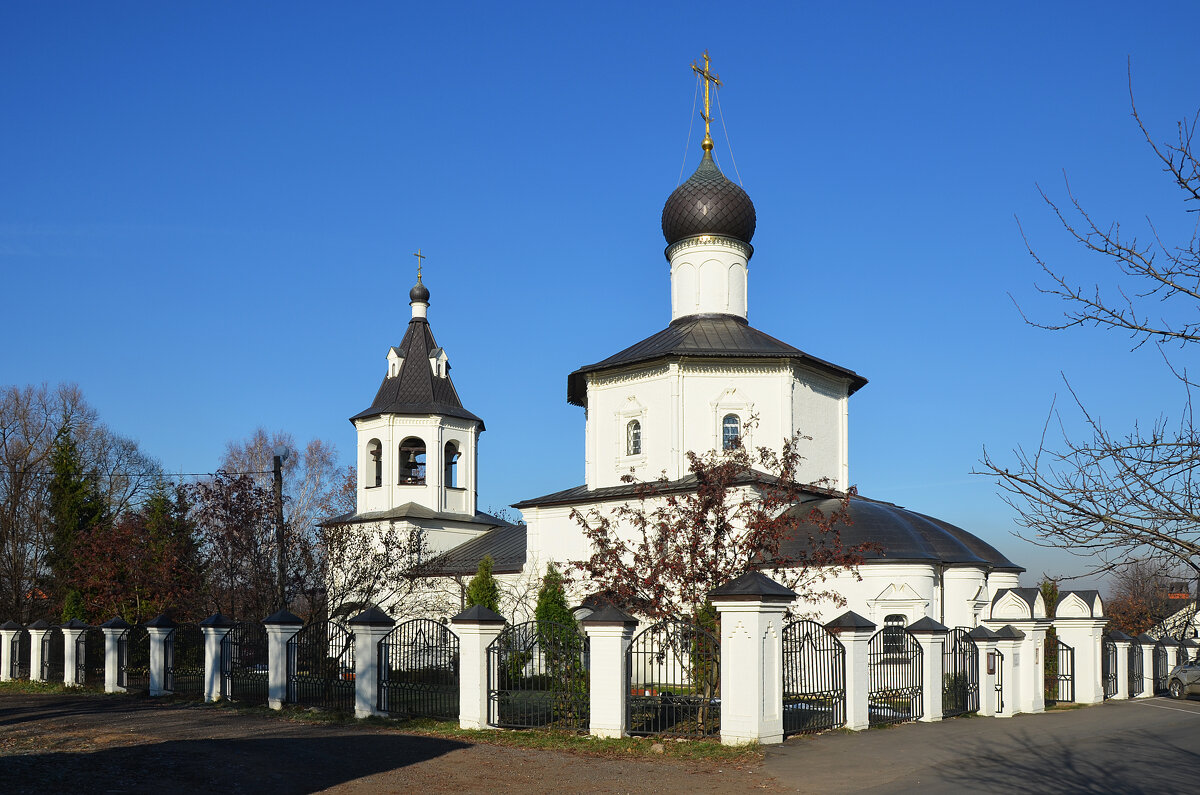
xmin=990 ymin=590 xmax=1032 ymax=621
xmin=1055 ymin=593 xmax=1093 ymax=618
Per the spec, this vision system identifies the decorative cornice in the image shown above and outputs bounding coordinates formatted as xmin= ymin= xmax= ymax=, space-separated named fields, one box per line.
xmin=665 ymin=234 xmax=754 ymax=262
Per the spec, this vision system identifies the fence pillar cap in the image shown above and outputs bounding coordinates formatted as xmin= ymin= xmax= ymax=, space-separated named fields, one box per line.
xmin=580 ymin=605 xmax=638 ymax=627
xmin=993 ymin=625 xmax=1026 ymax=640
xmin=906 ymin=617 xmax=949 ymax=634
xmin=199 ymin=612 xmax=235 ymax=627
xmin=1136 ymin=633 xmax=1158 ymax=645
xmin=707 ymin=570 xmax=796 ymax=603
xmin=262 ymin=609 xmax=304 ymax=626
xmin=450 ymin=605 xmax=506 ymax=625
xmin=99 ymin=616 xmax=131 ymax=630
xmin=0 ymin=620 xmax=24 ymax=630
xmin=967 ymin=625 xmax=999 ymax=640
xmin=1184 ymin=638 xmax=1200 ymax=649
xmin=60 ymin=618 xmax=90 ymax=629
xmin=825 ymin=610 xmax=876 ymax=631
xmin=143 ymin=613 xmax=176 ymax=629
xmin=1107 ymin=630 xmax=1133 ymax=642
xmin=348 ymin=606 xmax=395 ymax=627
xmin=27 ymin=619 xmax=50 ymax=630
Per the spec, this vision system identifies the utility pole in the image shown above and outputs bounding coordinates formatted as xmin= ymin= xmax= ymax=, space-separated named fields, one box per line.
xmin=273 ymin=447 xmax=288 ymax=610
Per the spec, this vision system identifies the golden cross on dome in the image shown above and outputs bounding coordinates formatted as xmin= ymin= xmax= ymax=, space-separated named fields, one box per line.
xmin=691 ymin=50 xmax=722 ymax=151
xmin=413 ymin=249 xmax=425 ymax=281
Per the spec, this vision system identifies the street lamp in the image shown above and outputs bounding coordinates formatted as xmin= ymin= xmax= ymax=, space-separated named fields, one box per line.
xmin=273 ymin=445 xmax=290 ymax=610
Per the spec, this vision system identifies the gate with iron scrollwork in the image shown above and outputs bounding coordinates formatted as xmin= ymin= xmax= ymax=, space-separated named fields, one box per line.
xmin=77 ymin=627 xmax=105 ymax=688
xmin=942 ymin=629 xmax=979 ymax=718
xmin=10 ymin=629 xmax=30 ymax=680
xmin=1102 ymin=636 xmax=1117 ymax=699
xmin=286 ymin=621 xmax=355 ymax=712
xmin=487 ymin=620 xmax=589 ymax=731
xmin=867 ymin=625 xmax=923 ymax=726
xmin=1154 ymin=641 xmax=1170 ymax=694
xmin=118 ymin=626 xmax=150 ymax=692
xmin=627 ymin=619 xmax=720 ymax=737
xmin=781 ymin=619 xmax=844 ymax=736
xmin=378 ymin=618 xmax=459 ymax=719
xmin=221 ymin=622 xmax=269 ymax=705
xmin=993 ymin=649 xmax=1004 ymax=713
xmin=166 ymin=624 xmax=204 ymax=697
xmin=1128 ymin=642 xmax=1144 ymax=697
xmin=40 ymin=627 xmax=64 ymax=683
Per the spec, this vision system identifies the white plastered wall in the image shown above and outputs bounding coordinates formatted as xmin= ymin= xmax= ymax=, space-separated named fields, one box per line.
xmin=355 ymin=414 xmax=478 ymax=517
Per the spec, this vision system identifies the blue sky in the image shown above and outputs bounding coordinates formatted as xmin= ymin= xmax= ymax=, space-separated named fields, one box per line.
xmin=3 ymin=2 xmax=1198 ymax=590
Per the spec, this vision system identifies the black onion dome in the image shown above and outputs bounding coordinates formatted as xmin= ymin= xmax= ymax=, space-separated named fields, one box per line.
xmin=661 ymin=150 xmax=756 ymax=246
xmin=409 ymin=280 xmax=429 ymax=302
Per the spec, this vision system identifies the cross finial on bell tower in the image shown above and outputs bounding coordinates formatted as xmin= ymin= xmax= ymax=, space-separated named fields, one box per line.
xmin=413 ymin=248 xmax=425 ymax=282
xmin=691 ymin=50 xmax=722 ymax=152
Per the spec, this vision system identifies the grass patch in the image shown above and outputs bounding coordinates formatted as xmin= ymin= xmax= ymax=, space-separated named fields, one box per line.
xmin=0 ymin=679 xmax=81 ymax=696
xmin=1046 ymin=702 xmax=1086 ymax=711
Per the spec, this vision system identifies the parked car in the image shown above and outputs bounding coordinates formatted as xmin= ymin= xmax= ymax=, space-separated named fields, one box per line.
xmin=1168 ymin=656 xmax=1200 ymax=699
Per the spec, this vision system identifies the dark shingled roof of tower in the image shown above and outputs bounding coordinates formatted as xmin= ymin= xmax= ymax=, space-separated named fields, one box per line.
xmin=661 ymin=150 xmax=757 ymax=246
xmin=350 ymin=316 xmax=483 ymax=428
xmin=566 ymin=314 xmax=867 ymax=407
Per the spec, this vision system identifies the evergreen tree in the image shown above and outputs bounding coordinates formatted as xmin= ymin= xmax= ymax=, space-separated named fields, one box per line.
xmin=465 ymin=554 xmax=500 ymax=612
xmin=535 ymin=563 xmax=574 ymax=629
xmin=47 ymin=422 xmax=105 ymax=599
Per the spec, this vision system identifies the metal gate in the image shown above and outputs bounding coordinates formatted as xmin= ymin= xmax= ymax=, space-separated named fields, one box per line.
xmin=378 ymin=619 xmax=459 ymax=719
xmin=1129 ymin=642 xmax=1144 ymax=697
xmin=118 ymin=626 xmax=151 ymax=692
xmin=221 ymin=622 xmax=269 ymax=705
xmin=77 ymin=628 xmax=105 ymax=687
xmin=782 ymin=619 xmax=844 ymax=736
xmin=166 ymin=624 xmax=204 ymax=697
xmin=1102 ymin=637 xmax=1117 ymax=699
xmin=41 ymin=627 xmax=64 ymax=683
xmin=942 ymin=629 xmax=980 ymax=717
xmin=867 ymin=625 xmax=923 ymax=726
xmin=627 ymin=619 xmax=721 ymax=737
xmin=992 ymin=649 xmax=1004 ymax=714
xmin=10 ymin=629 xmax=30 ymax=679
xmin=487 ymin=621 xmax=589 ymax=731
xmin=286 ymin=621 xmax=355 ymax=712
xmin=1154 ymin=641 xmax=1170 ymax=694
xmin=1046 ymin=639 xmax=1074 ymax=704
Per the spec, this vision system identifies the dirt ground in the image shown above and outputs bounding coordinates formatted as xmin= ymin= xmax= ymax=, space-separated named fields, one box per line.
xmin=0 ymin=692 xmax=777 ymax=794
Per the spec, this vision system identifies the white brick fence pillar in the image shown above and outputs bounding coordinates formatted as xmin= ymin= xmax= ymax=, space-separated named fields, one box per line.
xmin=61 ymin=619 xmax=89 ymax=687
xmin=826 ymin=611 xmax=875 ymax=731
xmin=709 ymin=571 xmax=796 ymax=746
xmin=145 ymin=614 xmax=175 ymax=696
xmin=27 ymin=619 xmax=49 ymax=682
xmin=1136 ymin=634 xmax=1156 ymax=698
xmin=967 ymin=626 xmax=998 ymax=717
xmin=992 ymin=626 xmax=1024 ymax=717
xmin=0 ymin=621 xmax=21 ymax=681
xmin=349 ymin=607 xmax=395 ymax=719
xmin=907 ymin=618 xmax=947 ymax=722
xmin=581 ymin=605 xmax=637 ymax=739
xmin=450 ymin=605 xmax=506 ymax=729
xmin=1053 ymin=617 xmax=1106 ymax=705
xmin=263 ymin=609 xmax=303 ymax=710
xmin=199 ymin=613 xmax=235 ymax=703
xmin=1109 ymin=632 xmax=1133 ymax=700
xmin=99 ymin=617 xmax=131 ymax=693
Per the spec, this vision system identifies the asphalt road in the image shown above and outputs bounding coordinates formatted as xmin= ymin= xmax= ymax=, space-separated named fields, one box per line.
xmin=766 ymin=696 xmax=1200 ymax=793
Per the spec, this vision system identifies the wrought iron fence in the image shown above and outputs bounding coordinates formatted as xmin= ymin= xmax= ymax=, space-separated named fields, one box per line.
xmin=487 ymin=620 xmax=589 ymax=731
xmin=867 ymin=625 xmax=923 ymax=726
xmin=40 ymin=627 xmax=64 ymax=683
xmin=942 ymin=629 xmax=979 ymax=718
xmin=77 ymin=627 xmax=105 ymax=688
xmin=287 ymin=621 xmax=355 ymax=712
xmin=1129 ymin=643 xmax=1144 ymax=697
xmin=627 ymin=619 xmax=721 ymax=737
xmin=1045 ymin=639 xmax=1074 ymax=704
xmin=10 ymin=629 xmax=30 ymax=680
xmin=166 ymin=624 xmax=204 ymax=697
xmin=992 ymin=649 xmax=1004 ymax=714
xmin=221 ymin=622 xmax=270 ymax=705
xmin=1102 ymin=637 xmax=1117 ymax=699
xmin=118 ymin=626 xmax=151 ymax=692
xmin=1154 ymin=642 xmax=1170 ymax=694
xmin=782 ymin=619 xmax=844 ymax=736
xmin=379 ymin=619 xmax=459 ymax=719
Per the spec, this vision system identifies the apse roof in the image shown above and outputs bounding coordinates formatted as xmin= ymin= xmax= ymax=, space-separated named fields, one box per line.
xmin=350 ymin=316 xmax=483 ymax=428
xmin=566 ymin=314 xmax=867 ymax=406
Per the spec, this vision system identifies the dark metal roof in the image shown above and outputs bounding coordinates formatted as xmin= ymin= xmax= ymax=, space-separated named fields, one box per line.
xmin=262 ymin=609 xmax=303 ymax=625
xmin=708 ymin=570 xmax=796 ymax=601
xmin=420 ymin=522 xmax=527 ymax=576
xmin=349 ymin=606 xmax=395 ymax=627
xmin=907 ymin=617 xmax=949 ymax=633
xmin=350 ymin=316 xmax=483 ymax=428
xmin=1107 ymin=630 xmax=1133 ymax=642
xmin=826 ymin=611 xmax=876 ymax=630
xmin=451 ymin=605 xmax=506 ymax=624
xmin=662 ymin=150 xmax=756 ymax=246
xmin=580 ymin=605 xmax=638 ymax=626
xmin=321 ymin=503 xmax=509 ymax=531
xmin=513 ymin=471 xmax=768 ymax=510
xmin=993 ymin=625 xmax=1026 ymax=640
xmin=566 ymin=314 xmax=867 ymax=407
xmin=992 ymin=587 xmax=1043 ymax=611
xmin=967 ymin=626 xmax=999 ymax=640
xmin=782 ymin=496 xmax=1025 ymax=572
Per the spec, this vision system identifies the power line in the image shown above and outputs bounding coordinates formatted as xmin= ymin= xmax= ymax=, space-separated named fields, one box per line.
xmin=2 ymin=469 xmax=274 ymax=480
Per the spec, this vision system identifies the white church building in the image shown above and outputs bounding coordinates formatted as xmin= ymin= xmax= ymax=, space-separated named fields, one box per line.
xmin=329 ymin=81 xmax=1030 ymax=632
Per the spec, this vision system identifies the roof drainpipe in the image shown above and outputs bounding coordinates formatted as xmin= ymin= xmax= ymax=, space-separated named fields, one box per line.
xmin=939 ymin=564 xmax=947 ymax=626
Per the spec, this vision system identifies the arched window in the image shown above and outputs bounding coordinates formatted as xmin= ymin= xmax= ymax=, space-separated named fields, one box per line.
xmin=722 ymin=414 xmax=741 ymax=451
xmin=882 ymin=614 xmax=906 ymax=656
xmin=626 ymin=419 xmax=641 ymax=456
xmin=398 ymin=437 xmax=426 ymax=485
xmin=367 ymin=439 xmax=382 ymax=488
xmin=444 ymin=441 xmax=460 ymax=488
